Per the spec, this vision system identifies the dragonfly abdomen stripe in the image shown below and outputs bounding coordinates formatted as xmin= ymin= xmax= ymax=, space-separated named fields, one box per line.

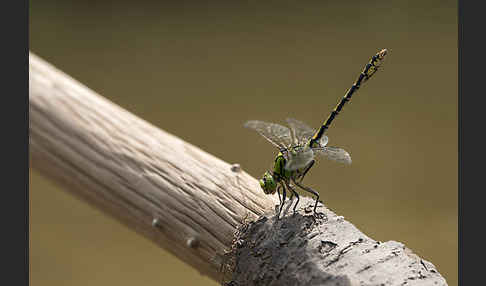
xmin=309 ymin=49 xmax=387 ymax=147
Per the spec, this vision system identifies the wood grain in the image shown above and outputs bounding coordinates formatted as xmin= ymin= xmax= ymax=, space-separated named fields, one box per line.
xmin=29 ymin=52 xmax=278 ymax=280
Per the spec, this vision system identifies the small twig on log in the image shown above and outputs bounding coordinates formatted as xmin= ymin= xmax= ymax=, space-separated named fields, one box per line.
xmin=29 ymin=52 xmax=448 ymax=285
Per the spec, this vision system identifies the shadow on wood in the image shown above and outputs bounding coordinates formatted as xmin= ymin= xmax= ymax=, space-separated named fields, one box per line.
xmin=223 ymin=197 xmax=447 ymax=286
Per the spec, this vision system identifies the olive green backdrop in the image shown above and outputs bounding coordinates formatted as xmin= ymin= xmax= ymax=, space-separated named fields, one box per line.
xmin=29 ymin=1 xmax=457 ymax=285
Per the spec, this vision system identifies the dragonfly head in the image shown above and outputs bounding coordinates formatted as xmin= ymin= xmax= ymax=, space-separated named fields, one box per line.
xmin=259 ymin=171 xmax=277 ymax=194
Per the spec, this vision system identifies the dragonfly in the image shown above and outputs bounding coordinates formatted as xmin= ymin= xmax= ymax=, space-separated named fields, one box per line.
xmin=244 ymin=49 xmax=387 ymax=218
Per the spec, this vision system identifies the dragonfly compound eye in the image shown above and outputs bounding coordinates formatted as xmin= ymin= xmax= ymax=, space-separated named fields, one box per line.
xmin=260 ymin=172 xmax=277 ymax=194
xmin=259 ymin=178 xmax=266 ymax=190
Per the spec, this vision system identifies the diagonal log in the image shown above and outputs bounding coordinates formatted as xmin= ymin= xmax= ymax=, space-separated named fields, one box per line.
xmin=29 ymin=52 xmax=448 ymax=286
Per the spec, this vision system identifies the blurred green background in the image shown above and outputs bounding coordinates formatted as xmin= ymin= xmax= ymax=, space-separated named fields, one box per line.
xmin=29 ymin=1 xmax=457 ymax=285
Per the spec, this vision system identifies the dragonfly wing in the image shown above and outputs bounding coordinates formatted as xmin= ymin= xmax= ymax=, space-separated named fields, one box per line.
xmin=312 ymin=146 xmax=352 ymax=165
xmin=284 ymin=146 xmax=315 ymax=171
xmin=244 ymin=120 xmax=293 ymax=149
xmin=285 ymin=118 xmax=316 ymax=145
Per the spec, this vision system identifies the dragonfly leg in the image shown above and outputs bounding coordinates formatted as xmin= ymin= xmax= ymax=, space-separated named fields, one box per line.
xmin=278 ymin=183 xmax=287 ymax=219
xmin=292 ymin=179 xmax=320 ymax=215
xmin=285 ymin=182 xmax=299 ymax=214
xmin=299 ymin=160 xmax=315 ymax=183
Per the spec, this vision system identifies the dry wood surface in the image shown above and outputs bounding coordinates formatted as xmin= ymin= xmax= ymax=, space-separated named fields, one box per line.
xmin=29 ymin=52 xmax=448 ymax=286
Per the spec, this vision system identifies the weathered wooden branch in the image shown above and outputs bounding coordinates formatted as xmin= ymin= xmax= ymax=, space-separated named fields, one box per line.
xmin=29 ymin=52 xmax=448 ymax=286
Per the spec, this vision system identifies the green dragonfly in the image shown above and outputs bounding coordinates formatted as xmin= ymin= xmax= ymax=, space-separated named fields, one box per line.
xmin=245 ymin=49 xmax=387 ymax=218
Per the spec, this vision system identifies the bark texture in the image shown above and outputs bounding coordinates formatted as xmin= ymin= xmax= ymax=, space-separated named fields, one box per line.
xmin=224 ymin=197 xmax=447 ymax=286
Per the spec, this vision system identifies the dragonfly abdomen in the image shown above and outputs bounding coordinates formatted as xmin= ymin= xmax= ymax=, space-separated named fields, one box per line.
xmin=310 ymin=49 xmax=387 ymax=147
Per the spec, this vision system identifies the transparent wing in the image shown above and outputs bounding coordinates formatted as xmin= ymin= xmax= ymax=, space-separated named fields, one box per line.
xmin=285 ymin=118 xmax=329 ymax=146
xmin=244 ymin=120 xmax=293 ymax=149
xmin=284 ymin=146 xmax=315 ymax=171
xmin=312 ymin=146 xmax=352 ymax=165
xmin=285 ymin=118 xmax=316 ymax=145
